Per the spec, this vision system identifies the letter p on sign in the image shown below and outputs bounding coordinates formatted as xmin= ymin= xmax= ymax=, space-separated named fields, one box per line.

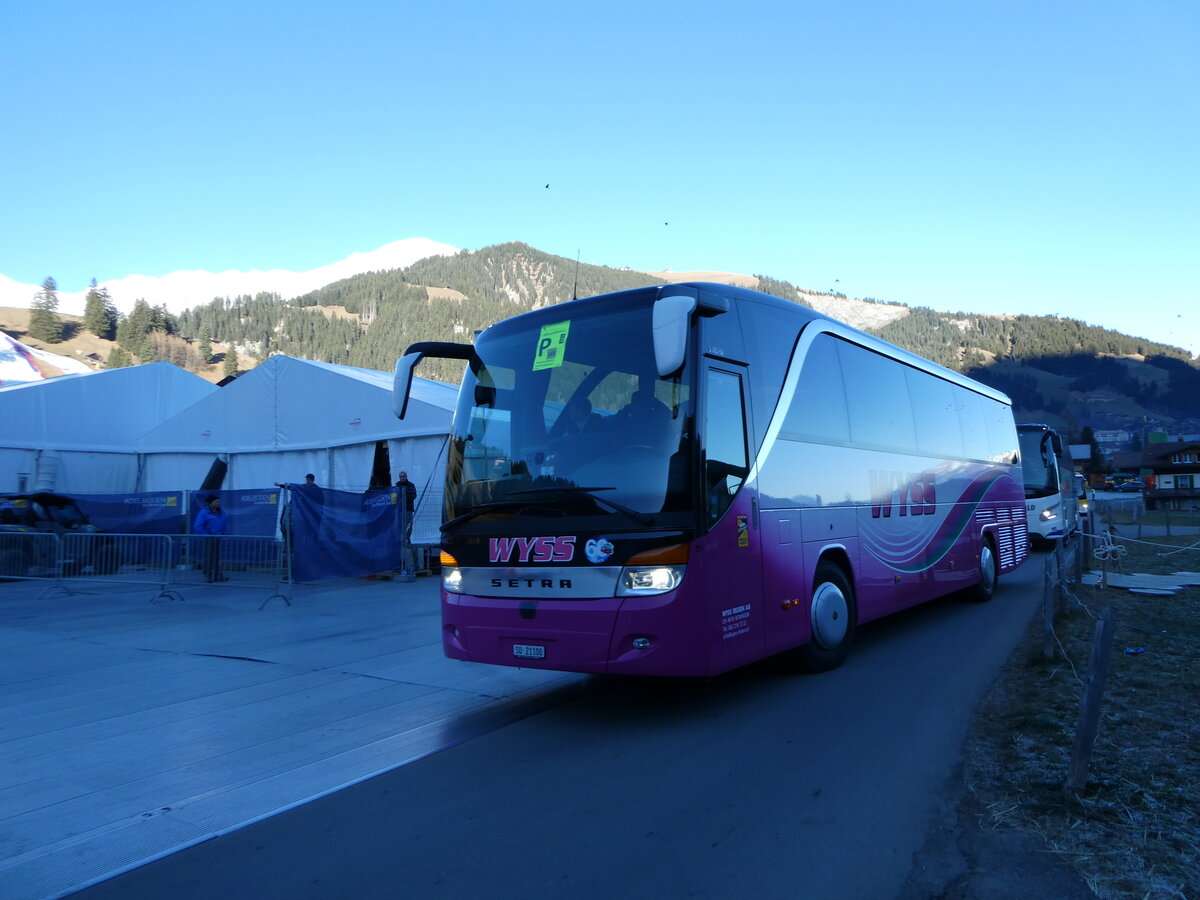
xmin=533 ymin=321 xmax=571 ymax=371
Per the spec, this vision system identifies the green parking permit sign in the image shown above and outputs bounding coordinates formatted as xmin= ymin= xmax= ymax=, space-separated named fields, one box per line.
xmin=533 ymin=320 xmax=571 ymax=370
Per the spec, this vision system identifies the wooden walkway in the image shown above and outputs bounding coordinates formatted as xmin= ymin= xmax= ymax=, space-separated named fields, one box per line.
xmin=0 ymin=576 xmax=583 ymax=899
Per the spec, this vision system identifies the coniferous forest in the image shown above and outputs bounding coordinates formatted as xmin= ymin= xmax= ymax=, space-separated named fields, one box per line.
xmin=39 ymin=240 xmax=1196 ymax=425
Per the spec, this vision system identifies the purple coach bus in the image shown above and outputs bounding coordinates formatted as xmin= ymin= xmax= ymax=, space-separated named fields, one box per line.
xmin=393 ymin=283 xmax=1028 ymax=676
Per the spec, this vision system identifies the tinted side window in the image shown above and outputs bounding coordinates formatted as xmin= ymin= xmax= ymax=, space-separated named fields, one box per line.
xmin=982 ymin=397 xmax=1019 ymax=464
xmin=740 ymin=302 xmax=802 ymax=449
xmin=838 ymin=340 xmax=916 ymax=453
xmin=704 ymin=368 xmax=749 ymax=523
xmin=956 ymin=391 xmax=989 ymax=461
xmin=781 ymin=333 xmax=850 ymax=444
xmin=905 ymin=366 xmax=964 ymax=458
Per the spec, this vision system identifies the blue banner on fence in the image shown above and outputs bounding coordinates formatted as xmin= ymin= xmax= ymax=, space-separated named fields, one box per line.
xmin=73 ymin=492 xmax=187 ymax=534
xmin=288 ymin=485 xmax=404 ymax=581
xmin=189 ymin=489 xmax=283 ymax=537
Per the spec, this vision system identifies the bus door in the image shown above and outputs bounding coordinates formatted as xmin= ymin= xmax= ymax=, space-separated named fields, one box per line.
xmin=697 ymin=364 xmax=764 ymax=673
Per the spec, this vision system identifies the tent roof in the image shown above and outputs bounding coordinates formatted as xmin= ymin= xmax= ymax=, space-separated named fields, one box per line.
xmin=0 ymin=361 xmax=217 ymax=452
xmin=136 ymin=355 xmax=458 ymax=453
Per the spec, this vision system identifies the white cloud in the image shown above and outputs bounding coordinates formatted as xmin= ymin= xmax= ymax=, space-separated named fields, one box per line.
xmin=0 ymin=238 xmax=459 ymax=317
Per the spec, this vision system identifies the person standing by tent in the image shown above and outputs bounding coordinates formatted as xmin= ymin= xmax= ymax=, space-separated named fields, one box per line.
xmin=395 ymin=472 xmax=417 ymax=540
xmin=194 ymin=494 xmax=228 ymax=582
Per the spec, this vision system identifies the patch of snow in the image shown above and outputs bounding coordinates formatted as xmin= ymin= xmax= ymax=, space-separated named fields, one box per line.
xmin=802 ymin=292 xmax=909 ymax=332
xmin=0 ymin=238 xmax=459 ymax=317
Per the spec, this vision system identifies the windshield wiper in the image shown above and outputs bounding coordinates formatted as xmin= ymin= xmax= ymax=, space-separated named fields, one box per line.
xmin=440 ymin=500 xmax=529 ymax=531
xmin=509 ymin=486 xmax=655 ymax=525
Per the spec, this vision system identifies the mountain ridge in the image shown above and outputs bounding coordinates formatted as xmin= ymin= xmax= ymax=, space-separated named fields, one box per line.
xmin=3 ymin=241 xmax=1198 ymax=436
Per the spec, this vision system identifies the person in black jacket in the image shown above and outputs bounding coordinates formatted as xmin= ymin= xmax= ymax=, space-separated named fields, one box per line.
xmin=395 ymin=472 xmax=417 ymax=539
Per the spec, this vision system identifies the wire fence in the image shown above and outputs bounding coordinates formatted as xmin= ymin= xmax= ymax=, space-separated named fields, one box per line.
xmin=1093 ymin=498 xmax=1200 ymax=535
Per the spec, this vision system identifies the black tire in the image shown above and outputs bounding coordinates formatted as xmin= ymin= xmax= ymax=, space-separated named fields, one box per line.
xmin=970 ymin=535 xmax=998 ymax=603
xmin=796 ymin=559 xmax=857 ymax=672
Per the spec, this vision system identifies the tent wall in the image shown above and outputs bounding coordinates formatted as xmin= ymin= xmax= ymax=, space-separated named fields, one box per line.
xmin=136 ymin=441 xmax=428 ymax=495
xmin=138 ymin=453 xmax=227 ymax=494
xmin=0 ymin=362 xmax=215 ymax=453
xmin=223 ymin=445 xmax=375 ymax=492
xmin=41 ymin=450 xmax=139 ymax=493
xmin=0 ymin=448 xmax=36 ymax=492
xmin=389 ymin=435 xmax=449 ymax=544
xmin=0 ymin=448 xmax=138 ymax=494
xmin=387 ymin=435 xmax=447 ymax=496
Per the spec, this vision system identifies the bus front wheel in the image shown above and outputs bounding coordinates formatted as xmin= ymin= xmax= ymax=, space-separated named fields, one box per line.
xmin=797 ymin=560 xmax=857 ymax=673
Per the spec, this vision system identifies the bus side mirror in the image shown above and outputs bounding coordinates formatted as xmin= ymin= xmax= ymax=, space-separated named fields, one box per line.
xmin=653 ymin=295 xmax=697 ymax=377
xmin=394 ymin=341 xmax=477 ymax=419
xmin=393 ymin=352 xmax=421 ymax=419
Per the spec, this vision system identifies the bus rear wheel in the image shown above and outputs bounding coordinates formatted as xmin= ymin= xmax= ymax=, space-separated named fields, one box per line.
xmin=797 ymin=560 xmax=857 ymax=673
xmin=970 ymin=537 xmax=998 ymax=603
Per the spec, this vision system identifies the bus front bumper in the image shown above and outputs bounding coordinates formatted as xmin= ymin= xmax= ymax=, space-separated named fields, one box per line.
xmin=442 ymin=589 xmax=707 ymax=676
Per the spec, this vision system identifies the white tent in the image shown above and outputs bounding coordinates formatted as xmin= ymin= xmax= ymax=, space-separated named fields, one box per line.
xmin=135 ymin=355 xmax=457 ymax=521
xmin=0 ymin=362 xmax=217 ymax=493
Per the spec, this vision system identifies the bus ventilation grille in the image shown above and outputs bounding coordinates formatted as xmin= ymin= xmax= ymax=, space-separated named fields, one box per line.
xmin=975 ymin=506 xmax=1028 ymax=570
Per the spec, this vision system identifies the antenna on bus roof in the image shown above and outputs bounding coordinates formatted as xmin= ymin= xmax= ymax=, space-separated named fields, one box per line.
xmin=572 ymin=250 xmax=580 ymax=301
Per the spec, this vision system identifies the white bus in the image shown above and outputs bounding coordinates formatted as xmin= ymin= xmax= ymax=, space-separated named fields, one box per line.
xmin=1017 ymin=424 xmax=1078 ymax=545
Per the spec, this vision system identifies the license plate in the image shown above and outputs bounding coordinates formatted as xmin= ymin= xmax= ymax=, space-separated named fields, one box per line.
xmin=512 ymin=643 xmax=546 ymax=660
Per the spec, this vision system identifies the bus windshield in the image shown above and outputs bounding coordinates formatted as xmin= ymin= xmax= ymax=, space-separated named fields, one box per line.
xmin=445 ymin=299 xmax=694 ymax=529
xmin=1017 ymin=427 xmax=1059 ymax=498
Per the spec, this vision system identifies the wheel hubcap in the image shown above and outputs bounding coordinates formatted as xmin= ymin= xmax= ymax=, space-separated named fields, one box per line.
xmin=811 ymin=581 xmax=849 ymax=649
xmin=980 ymin=545 xmax=996 ymax=593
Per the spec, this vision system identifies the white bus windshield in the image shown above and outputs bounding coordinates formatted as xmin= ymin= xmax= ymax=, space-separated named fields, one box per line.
xmin=445 ymin=300 xmax=694 ymax=528
xmin=1017 ymin=427 xmax=1060 ymax=498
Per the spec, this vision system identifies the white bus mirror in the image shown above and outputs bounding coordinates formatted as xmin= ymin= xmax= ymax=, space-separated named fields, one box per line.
xmin=393 ymin=352 xmax=420 ymax=419
xmin=653 ymin=295 xmax=697 ymax=377
xmin=394 ymin=340 xmax=478 ymax=418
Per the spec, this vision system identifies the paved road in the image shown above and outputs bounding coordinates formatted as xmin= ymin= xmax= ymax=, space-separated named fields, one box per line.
xmin=72 ymin=557 xmax=1092 ymax=900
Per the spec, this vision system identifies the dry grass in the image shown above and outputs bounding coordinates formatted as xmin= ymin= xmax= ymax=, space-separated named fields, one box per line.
xmin=964 ymin=529 xmax=1200 ymax=899
xmin=1 ymin=305 xmax=249 ymax=384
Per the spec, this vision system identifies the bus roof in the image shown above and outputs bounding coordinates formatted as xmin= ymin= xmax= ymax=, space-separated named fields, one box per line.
xmin=480 ymin=281 xmax=1013 ymax=406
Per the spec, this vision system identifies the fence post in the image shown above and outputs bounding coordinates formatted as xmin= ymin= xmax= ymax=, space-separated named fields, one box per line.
xmin=1082 ymin=508 xmax=1092 ymax=570
xmin=1042 ymin=556 xmax=1056 ymax=660
xmin=1054 ymin=540 xmax=1066 ymax=607
xmin=1065 ymin=608 xmax=1116 ymax=793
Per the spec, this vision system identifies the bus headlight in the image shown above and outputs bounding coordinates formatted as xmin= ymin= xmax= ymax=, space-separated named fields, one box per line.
xmin=443 ymin=567 xmax=464 ymax=593
xmin=617 ymin=565 xmax=685 ymax=596
xmin=1039 ymin=509 xmax=1057 ymax=522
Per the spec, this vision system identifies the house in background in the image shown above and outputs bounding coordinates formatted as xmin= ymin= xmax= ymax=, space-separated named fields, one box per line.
xmin=1112 ymin=441 xmax=1200 ymax=511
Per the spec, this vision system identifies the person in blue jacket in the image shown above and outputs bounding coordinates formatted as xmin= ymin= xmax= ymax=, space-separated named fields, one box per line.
xmin=194 ymin=494 xmax=228 ymax=582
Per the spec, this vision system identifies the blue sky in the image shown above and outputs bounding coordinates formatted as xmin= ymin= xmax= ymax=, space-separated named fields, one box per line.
xmin=2 ymin=1 xmax=1197 ymax=354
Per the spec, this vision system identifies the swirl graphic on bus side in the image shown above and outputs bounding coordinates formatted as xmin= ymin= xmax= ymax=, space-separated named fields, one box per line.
xmin=862 ymin=469 xmax=1009 ymax=573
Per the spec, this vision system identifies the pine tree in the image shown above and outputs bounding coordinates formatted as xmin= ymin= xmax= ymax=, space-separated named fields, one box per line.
xmin=198 ymin=330 xmax=213 ymax=364
xmin=27 ymin=277 xmax=64 ymax=343
xmin=222 ymin=349 xmax=238 ymax=377
xmin=106 ymin=346 xmax=132 ymax=369
xmin=117 ymin=299 xmax=156 ymax=361
xmin=83 ymin=279 xmax=118 ymax=339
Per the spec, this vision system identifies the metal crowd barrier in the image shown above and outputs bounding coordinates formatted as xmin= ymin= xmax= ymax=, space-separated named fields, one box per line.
xmin=0 ymin=532 xmax=293 ymax=607
xmin=0 ymin=531 xmax=64 ymax=581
